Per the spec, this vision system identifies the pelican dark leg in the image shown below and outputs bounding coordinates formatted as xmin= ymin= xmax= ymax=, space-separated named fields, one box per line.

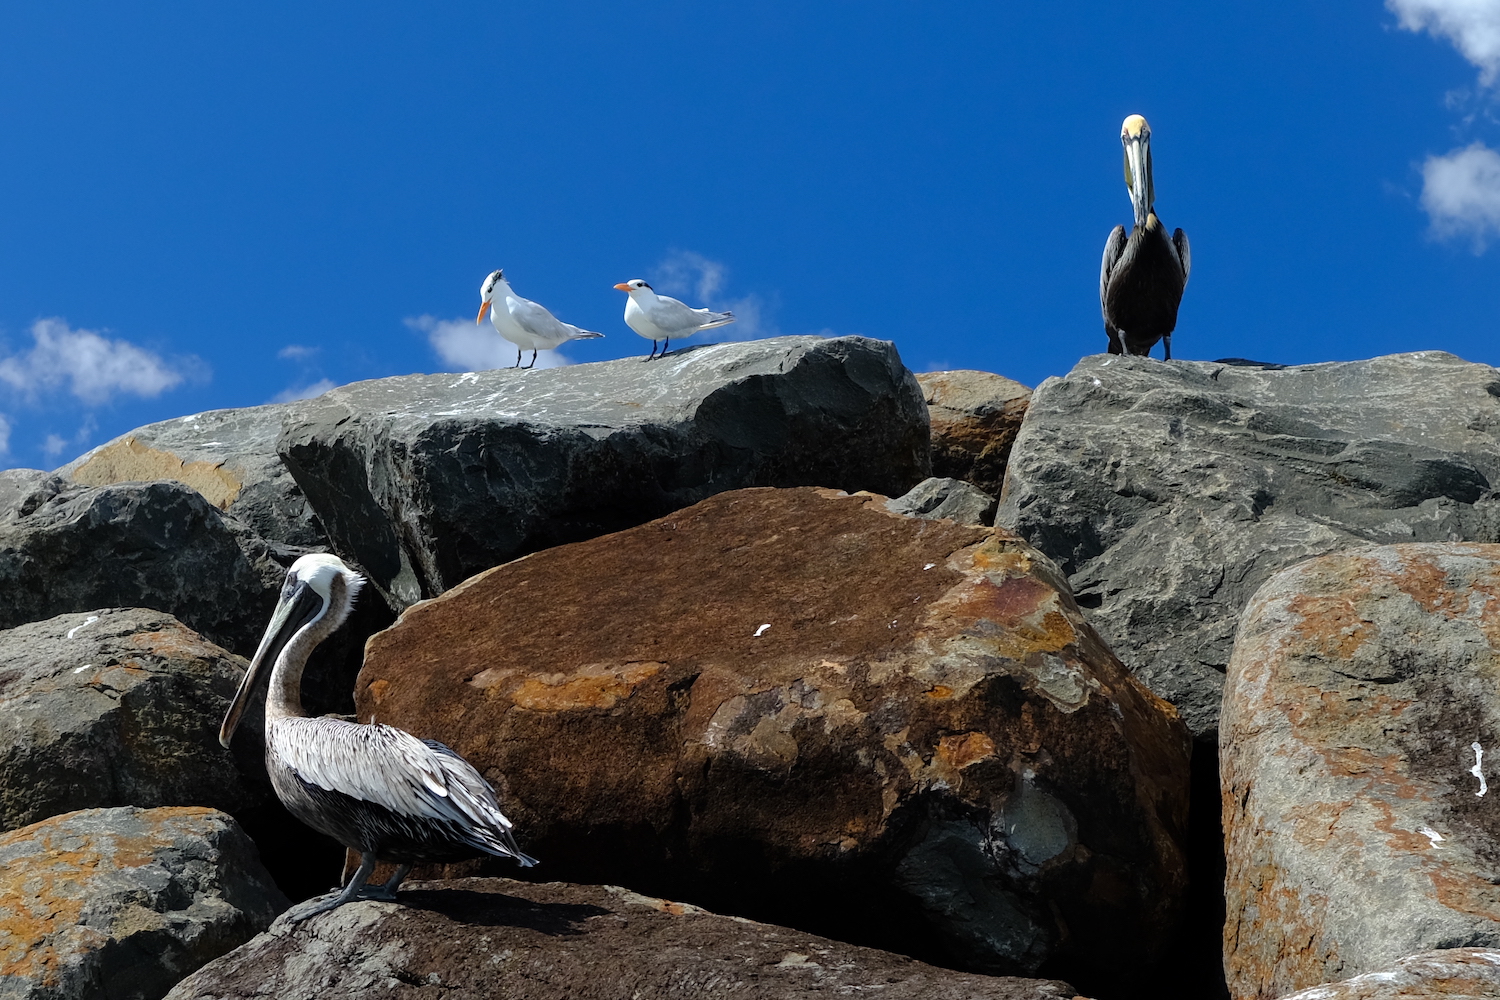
xmin=288 ymin=852 xmax=378 ymax=922
xmin=1163 ymin=334 xmax=1172 ymax=361
xmin=357 ymin=862 xmax=413 ymax=902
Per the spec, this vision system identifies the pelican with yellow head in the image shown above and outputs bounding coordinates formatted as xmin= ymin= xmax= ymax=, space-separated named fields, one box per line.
xmin=1099 ymin=114 xmax=1191 ymax=359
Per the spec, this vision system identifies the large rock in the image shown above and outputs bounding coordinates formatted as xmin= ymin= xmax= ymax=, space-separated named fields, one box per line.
xmin=0 ymin=608 xmax=266 ymax=833
xmin=997 ymin=352 xmax=1500 ymax=739
xmin=0 ymin=805 xmax=287 ymax=1000
xmin=1222 ymin=543 xmax=1500 ymax=1000
xmin=165 ymin=878 xmax=1085 ymax=1000
xmin=1276 ymin=949 xmax=1500 ymax=1000
xmin=887 ymin=475 xmax=998 ymax=526
xmin=919 ymin=369 xmax=1031 ymax=498
xmin=353 ymin=486 xmax=1190 ymax=991
xmin=278 ymin=336 xmax=931 ymax=609
xmin=59 ymin=403 xmax=327 ymax=549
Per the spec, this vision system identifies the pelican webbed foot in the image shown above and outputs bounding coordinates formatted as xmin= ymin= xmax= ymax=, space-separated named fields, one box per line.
xmin=284 ymin=852 xmax=380 ymax=923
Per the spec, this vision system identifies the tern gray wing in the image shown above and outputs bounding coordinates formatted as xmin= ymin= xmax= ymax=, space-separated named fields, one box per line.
xmin=508 ymin=294 xmax=601 ymax=342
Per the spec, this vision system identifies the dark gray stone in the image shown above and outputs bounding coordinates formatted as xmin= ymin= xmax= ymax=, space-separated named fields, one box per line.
xmin=165 ymin=878 xmax=1084 ymax=1000
xmin=0 ymin=805 xmax=288 ymax=1000
xmin=0 ymin=608 xmax=268 ymax=833
xmin=277 ymin=336 xmax=930 ymax=608
xmin=58 ymin=404 xmax=327 ymax=550
xmin=997 ymin=352 xmax=1500 ymax=739
xmin=886 ymin=476 xmax=997 ymax=525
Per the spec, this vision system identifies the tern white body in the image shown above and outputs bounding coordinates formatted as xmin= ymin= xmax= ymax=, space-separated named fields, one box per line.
xmin=477 ymin=269 xmax=603 ymax=368
xmin=614 ymin=279 xmax=735 ymax=359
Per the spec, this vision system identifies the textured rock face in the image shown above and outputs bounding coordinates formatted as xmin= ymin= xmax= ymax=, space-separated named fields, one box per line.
xmin=1275 ymin=949 xmax=1500 ymax=1000
xmin=0 ymin=608 xmax=267 ymax=833
xmin=918 ymin=369 xmax=1031 ymax=498
xmin=0 ymin=806 xmax=287 ymax=1000
xmin=354 ymin=486 xmax=1189 ymax=989
xmin=59 ymin=404 xmax=327 ymax=549
xmin=165 ymin=878 xmax=1084 ymax=1000
xmin=886 ymin=475 xmax=997 ymax=526
xmin=0 ymin=477 xmax=284 ymax=656
xmin=998 ymin=352 xmax=1500 ymax=739
xmin=278 ymin=336 xmax=930 ymax=609
xmin=1222 ymin=544 xmax=1500 ymax=1000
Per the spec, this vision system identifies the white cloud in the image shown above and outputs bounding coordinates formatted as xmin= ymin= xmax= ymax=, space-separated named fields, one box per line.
xmin=406 ymin=314 xmax=574 ymax=371
xmin=648 ymin=250 xmax=806 ymax=344
xmin=1420 ymin=142 xmax=1500 ymax=247
xmin=270 ymin=378 xmax=337 ymax=403
xmin=0 ymin=414 xmax=10 ymax=457
xmin=0 ymin=318 xmax=197 ymax=406
xmin=41 ymin=433 xmax=68 ymax=461
xmin=1389 ymin=0 xmax=1500 ymax=84
xmin=278 ymin=344 xmax=319 ymax=361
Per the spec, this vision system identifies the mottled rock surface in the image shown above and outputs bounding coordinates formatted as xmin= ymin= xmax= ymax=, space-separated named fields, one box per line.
xmin=887 ymin=475 xmax=997 ymax=525
xmin=998 ymin=352 xmax=1500 ymax=739
xmin=354 ymin=486 xmax=1189 ymax=991
xmin=165 ymin=878 xmax=1084 ymax=1000
xmin=918 ymin=369 xmax=1031 ymax=499
xmin=0 ymin=477 xmax=284 ymax=655
xmin=1222 ymin=544 xmax=1500 ymax=1000
xmin=58 ymin=404 xmax=326 ymax=549
xmin=0 ymin=806 xmax=287 ymax=1000
xmin=279 ymin=336 xmax=930 ymax=609
xmin=1276 ymin=948 xmax=1500 ymax=1000
xmin=0 ymin=608 xmax=266 ymax=833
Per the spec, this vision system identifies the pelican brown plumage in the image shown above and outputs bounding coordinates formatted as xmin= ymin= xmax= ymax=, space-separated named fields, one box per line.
xmin=219 ymin=553 xmax=536 ymax=922
xmin=1100 ymin=114 xmax=1191 ymax=359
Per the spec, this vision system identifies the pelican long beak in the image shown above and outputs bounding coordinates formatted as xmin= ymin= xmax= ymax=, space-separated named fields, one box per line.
xmin=613 ymin=283 xmax=632 ymax=292
xmin=219 ymin=580 xmax=324 ymax=748
xmin=476 ymin=300 xmax=491 ymax=325
xmin=1123 ymin=133 xmax=1153 ymax=228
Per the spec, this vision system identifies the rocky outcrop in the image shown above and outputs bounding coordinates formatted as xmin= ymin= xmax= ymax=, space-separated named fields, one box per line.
xmin=58 ymin=403 xmax=327 ymax=550
xmin=886 ymin=476 xmax=997 ymax=526
xmin=353 ymin=486 xmax=1190 ymax=992
xmin=165 ymin=878 xmax=1085 ymax=1000
xmin=998 ymin=352 xmax=1500 ymax=739
xmin=1221 ymin=544 xmax=1500 ymax=1000
xmin=0 ymin=806 xmax=287 ymax=1000
xmin=0 ymin=608 xmax=267 ymax=833
xmin=278 ymin=336 xmax=931 ymax=609
xmin=1275 ymin=949 xmax=1500 ymax=1000
xmin=918 ymin=369 xmax=1031 ymax=498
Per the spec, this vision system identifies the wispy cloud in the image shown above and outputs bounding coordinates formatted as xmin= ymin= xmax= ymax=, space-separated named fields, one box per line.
xmin=0 ymin=414 xmax=10 ymax=457
xmin=406 ymin=314 xmax=574 ymax=371
xmin=270 ymin=378 xmax=337 ymax=403
xmin=1421 ymin=142 xmax=1500 ymax=247
xmin=277 ymin=344 xmax=319 ymax=361
xmin=0 ymin=318 xmax=202 ymax=406
xmin=650 ymin=250 xmax=835 ymax=344
xmin=1389 ymin=0 xmax=1500 ymax=85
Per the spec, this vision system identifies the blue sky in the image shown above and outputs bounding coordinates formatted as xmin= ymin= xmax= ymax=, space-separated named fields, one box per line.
xmin=1 ymin=2 xmax=1498 ymax=470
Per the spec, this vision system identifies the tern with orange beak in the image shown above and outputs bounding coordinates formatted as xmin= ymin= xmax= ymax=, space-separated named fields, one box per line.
xmin=1099 ymin=114 xmax=1191 ymax=359
xmin=477 ymin=269 xmax=603 ymax=369
xmin=614 ymin=278 xmax=735 ymax=359
xmin=219 ymin=553 xmax=536 ymax=922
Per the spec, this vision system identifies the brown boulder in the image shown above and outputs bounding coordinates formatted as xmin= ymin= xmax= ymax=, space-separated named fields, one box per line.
xmin=1222 ymin=544 xmax=1500 ymax=1000
xmin=917 ymin=370 xmax=1031 ymax=497
xmin=354 ymin=486 xmax=1189 ymax=991
xmin=165 ymin=878 xmax=1086 ymax=1000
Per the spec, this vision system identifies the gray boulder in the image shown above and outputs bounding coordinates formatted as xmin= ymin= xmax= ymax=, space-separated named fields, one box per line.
xmin=277 ymin=336 xmax=930 ymax=608
xmin=165 ymin=878 xmax=1084 ymax=1000
xmin=0 ymin=608 xmax=267 ymax=833
xmin=0 ymin=805 xmax=287 ymax=1000
xmin=918 ymin=369 xmax=1031 ymax=498
xmin=997 ymin=352 xmax=1500 ymax=739
xmin=58 ymin=403 xmax=326 ymax=549
xmin=1275 ymin=949 xmax=1500 ymax=1000
xmin=886 ymin=475 xmax=997 ymax=525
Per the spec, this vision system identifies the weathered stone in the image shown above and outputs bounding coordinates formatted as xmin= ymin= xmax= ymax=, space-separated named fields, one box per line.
xmin=165 ymin=878 xmax=1085 ymax=1000
xmin=1275 ymin=949 xmax=1500 ymax=1000
xmin=59 ymin=404 xmax=326 ymax=549
xmin=278 ymin=336 xmax=930 ymax=610
xmin=918 ymin=369 xmax=1031 ymax=498
xmin=887 ymin=475 xmax=997 ymax=525
xmin=0 ymin=478 xmax=284 ymax=656
xmin=0 ymin=805 xmax=287 ymax=1000
xmin=0 ymin=608 xmax=267 ymax=833
xmin=997 ymin=352 xmax=1500 ymax=740
xmin=1222 ymin=544 xmax=1500 ymax=1000
xmin=354 ymin=486 xmax=1189 ymax=991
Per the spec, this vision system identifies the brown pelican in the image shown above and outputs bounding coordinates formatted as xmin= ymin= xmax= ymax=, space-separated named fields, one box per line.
xmin=477 ymin=269 xmax=604 ymax=369
xmin=220 ymin=553 xmax=536 ymax=921
xmin=614 ymin=278 xmax=736 ymax=359
xmin=1100 ymin=114 xmax=1191 ymax=359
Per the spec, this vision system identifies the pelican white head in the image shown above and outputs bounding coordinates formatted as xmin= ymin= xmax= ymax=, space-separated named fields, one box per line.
xmin=1120 ymin=113 xmax=1154 ymax=228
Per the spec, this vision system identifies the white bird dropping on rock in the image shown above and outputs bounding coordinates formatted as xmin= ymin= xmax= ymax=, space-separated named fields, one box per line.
xmin=1472 ymin=742 xmax=1487 ymax=797
xmin=753 ymin=624 xmax=770 ymax=637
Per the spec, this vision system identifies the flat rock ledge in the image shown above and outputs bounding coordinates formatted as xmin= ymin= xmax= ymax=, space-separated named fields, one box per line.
xmin=1276 ymin=948 xmax=1500 ymax=1000
xmin=165 ymin=878 xmax=1087 ymax=1000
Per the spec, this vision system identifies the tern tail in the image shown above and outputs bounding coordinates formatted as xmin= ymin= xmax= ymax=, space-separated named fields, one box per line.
xmin=571 ymin=330 xmax=605 ymax=340
xmin=697 ymin=312 xmax=735 ymax=331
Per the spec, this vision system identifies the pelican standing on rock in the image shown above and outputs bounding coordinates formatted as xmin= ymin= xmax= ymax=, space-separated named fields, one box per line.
xmin=219 ymin=553 xmax=536 ymax=921
xmin=614 ymin=278 xmax=736 ymax=359
xmin=478 ymin=269 xmax=604 ymax=369
xmin=1100 ymin=114 xmax=1191 ymax=359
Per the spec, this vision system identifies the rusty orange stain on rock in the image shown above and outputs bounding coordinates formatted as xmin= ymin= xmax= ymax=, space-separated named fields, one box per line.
xmin=925 ymin=685 xmax=953 ymax=698
xmin=1285 ymin=592 xmax=1375 ymax=661
xmin=510 ymin=662 xmax=664 ymax=712
xmin=366 ymin=678 xmax=391 ymax=704
xmin=936 ymin=732 xmax=996 ymax=770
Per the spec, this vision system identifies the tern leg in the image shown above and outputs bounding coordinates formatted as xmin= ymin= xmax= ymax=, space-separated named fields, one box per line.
xmin=646 ymin=340 xmax=658 ymax=360
xmin=523 ymin=349 xmax=537 ymax=370
xmin=512 ymin=348 xmax=522 ymax=369
xmin=662 ymin=337 xmax=670 ymax=357
xmin=288 ymin=852 xmax=377 ymax=923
